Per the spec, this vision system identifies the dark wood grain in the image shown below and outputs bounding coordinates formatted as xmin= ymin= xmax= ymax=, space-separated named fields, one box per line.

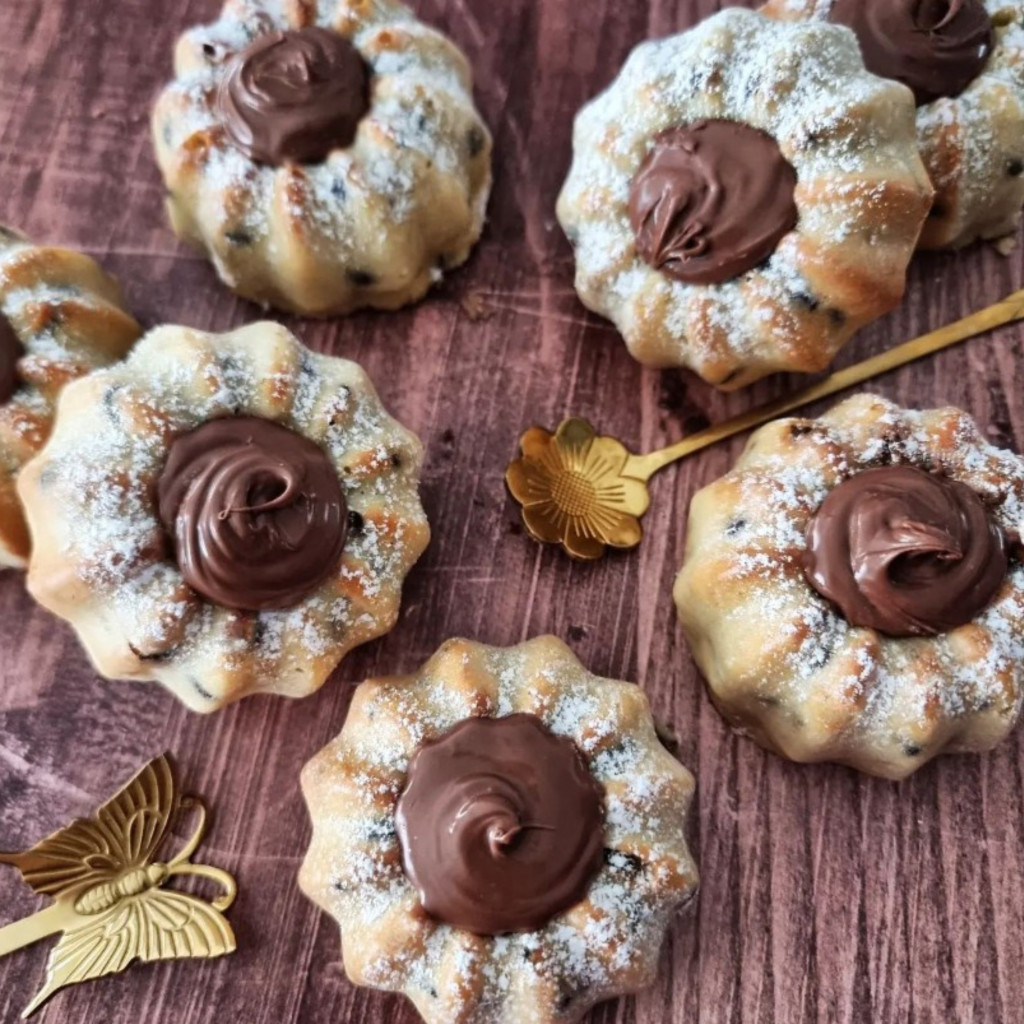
xmin=2 ymin=1 xmax=1023 ymax=1022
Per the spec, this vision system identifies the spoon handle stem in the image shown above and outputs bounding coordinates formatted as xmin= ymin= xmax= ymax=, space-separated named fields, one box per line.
xmin=624 ymin=288 xmax=1024 ymax=482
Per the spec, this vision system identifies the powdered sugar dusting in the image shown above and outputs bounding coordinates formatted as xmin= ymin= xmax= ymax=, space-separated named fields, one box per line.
xmin=153 ymin=0 xmax=491 ymax=313
xmin=557 ymin=7 xmax=929 ymax=379
xmin=0 ymin=236 xmax=137 ymax=409
xmin=766 ymin=0 xmax=1024 ymax=248
xmin=676 ymin=394 xmax=1024 ymax=778
xmin=0 ymin=230 xmax=140 ymax=566
xmin=22 ymin=322 xmax=429 ymax=710
xmin=299 ymin=638 xmax=698 ymax=1023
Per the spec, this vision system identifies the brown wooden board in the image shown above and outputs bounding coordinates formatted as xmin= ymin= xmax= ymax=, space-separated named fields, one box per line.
xmin=2 ymin=1 xmax=1023 ymax=1022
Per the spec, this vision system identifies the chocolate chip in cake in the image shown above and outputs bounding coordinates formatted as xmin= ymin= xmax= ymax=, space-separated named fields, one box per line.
xmin=604 ymin=847 xmax=645 ymax=875
xmin=804 ymin=631 xmax=836 ymax=672
xmin=191 ymin=678 xmax=215 ymax=702
xmin=871 ymin=441 xmax=895 ymax=466
xmin=556 ymin=991 xmax=576 ymax=1012
xmin=1008 ymin=159 xmax=1024 ymax=177
xmin=101 ymin=384 xmax=125 ymax=425
xmin=725 ymin=517 xmax=747 ymax=537
xmin=367 ymin=817 xmax=396 ymax=842
xmin=346 ymin=268 xmax=376 ymax=287
xmin=347 ymin=510 xmax=365 ymax=535
xmin=467 ymin=125 xmax=486 ymax=158
xmin=128 ymin=642 xmax=175 ymax=663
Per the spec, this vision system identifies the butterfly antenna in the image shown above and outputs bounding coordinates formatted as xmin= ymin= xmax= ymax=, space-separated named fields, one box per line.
xmin=167 ymin=862 xmax=237 ymax=912
xmin=167 ymin=796 xmax=208 ymax=867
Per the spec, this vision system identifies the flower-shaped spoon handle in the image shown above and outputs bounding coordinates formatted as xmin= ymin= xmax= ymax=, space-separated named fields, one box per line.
xmin=507 ymin=288 xmax=1024 ymax=560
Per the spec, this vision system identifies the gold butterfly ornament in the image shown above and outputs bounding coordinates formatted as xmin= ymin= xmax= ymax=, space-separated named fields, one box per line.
xmin=0 ymin=754 xmax=237 ymax=1017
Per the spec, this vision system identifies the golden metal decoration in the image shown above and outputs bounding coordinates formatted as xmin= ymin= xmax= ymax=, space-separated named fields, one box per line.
xmin=507 ymin=288 xmax=1024 ymax=561
xmin=505 ymin=419 xmax=649 ymax=560
xmin=0 ymin=753 xmax=237 ymax=1018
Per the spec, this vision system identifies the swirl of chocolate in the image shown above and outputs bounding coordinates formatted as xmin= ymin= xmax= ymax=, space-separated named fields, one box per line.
xmin=217 ymin=27 xmax=370 ymax=165
xmin=157 ymin=417 xmax=347 ymax=611
xmin=0 ymin=312 xmax=22 ymax=404
xmin=627 ymin=119 xmax=798 ymax=286
xmin=396 ymin=714 xmax=606 ymax=935
xmin=804 ymin=465 xmax=1008 ymax=637
xmin=829 ymin=0 xmax=993 ymax=106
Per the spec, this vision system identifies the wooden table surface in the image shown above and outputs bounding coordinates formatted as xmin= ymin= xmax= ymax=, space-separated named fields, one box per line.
xmin=2 ymin=1 xmax=1024 ymax=1022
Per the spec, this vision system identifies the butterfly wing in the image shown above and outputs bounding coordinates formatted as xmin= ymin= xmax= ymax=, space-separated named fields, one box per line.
xmin=0 ymin=754 xmax=178 ymax=896
xmin=21 ymin=888 xmax=236 ymax=1017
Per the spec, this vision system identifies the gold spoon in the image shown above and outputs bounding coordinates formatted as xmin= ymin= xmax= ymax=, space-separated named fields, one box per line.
xmin=506 ymin=288 xmax=1024 ymax=561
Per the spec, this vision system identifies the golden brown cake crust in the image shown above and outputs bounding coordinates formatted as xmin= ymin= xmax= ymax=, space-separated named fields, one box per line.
xmin=17 ymin=321 xmax=430 ymax=711
xmin=762 ymin=0 xmax=1024 ymax=251
xmin=556 ymin=8 xmax=933 ymax=389
xmin=152 ymin=0 xmax=492 ymax=316
xmin=299 ymin=636 xmax=699 ymax=1024
xmin=675 ymin=394 xmax=1024 ymax=780
xmin=0 ymin=226 xmax=141 ymax=568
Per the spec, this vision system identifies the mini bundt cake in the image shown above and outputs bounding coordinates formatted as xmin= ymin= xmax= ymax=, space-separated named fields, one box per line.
xmin=762 ymin=0 xmax=1024 ymax=251
xmin=300 ymin=636 xmax=699 ymax=1024
xmin=18 ymin=321 xmax=430 ymax=711
xmin=152 ymin=0 xmax=492 ymax=316
xmin=556 ymin=8 xmax=933 ymax=389
xmin=0 ymin=226 xmax=140 ymax=568
xmin=675 ymin=393 xmax=1024 ymax=780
